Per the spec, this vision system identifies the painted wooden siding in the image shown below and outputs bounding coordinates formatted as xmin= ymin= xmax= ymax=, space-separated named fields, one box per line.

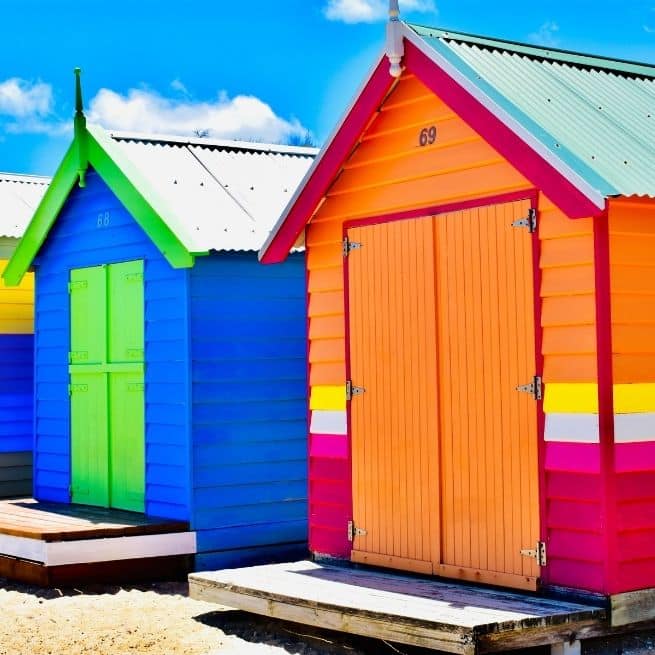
xmin=539 ymin=197 xmax=604 ymax=592
xmin=0 ymin=261 xmax=35 ymax=494
xmin=33 ymin=170 xmax=191 ymax=518
xmin=306 ymin=71 xmax=534 ymax=558
xmin=317 ymin=73 xmax=531 ymax=223
xmin=190 ymin=254 xmax=308 ymax=570
xmin=608 ymin=197 xmax=655 ymax=593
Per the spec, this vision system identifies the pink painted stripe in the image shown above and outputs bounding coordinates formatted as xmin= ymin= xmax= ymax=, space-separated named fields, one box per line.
xmin=544 ymin=442 xmax=601 ymax=474
xmin=615 ymin=441 xmax=655 ymax=473
xmin=404 ymin=41 xmax=603 ymax=219
xmin=310 ymin=433 xmax=349 ymax=459
xmin=261 ymin=58 xmax=394 ymax=263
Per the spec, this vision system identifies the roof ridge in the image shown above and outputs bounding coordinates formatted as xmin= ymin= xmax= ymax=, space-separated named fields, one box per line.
xmin=408 ymin=23 xmax=655 ymax=78
xmin=107 ymin=129 xmax=320 ymax=156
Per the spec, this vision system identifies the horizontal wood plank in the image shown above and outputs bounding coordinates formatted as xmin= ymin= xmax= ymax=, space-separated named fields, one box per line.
xmin=189 ymin=561 xmax=606 ymax=654
xmin=0 ymin=498 xmax=188 ymax=541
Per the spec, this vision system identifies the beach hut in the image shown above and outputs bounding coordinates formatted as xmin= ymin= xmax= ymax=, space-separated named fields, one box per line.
xmin=258 ymin=15 xmax=655 ymax=610
xmin=0 ymin=173 xmax=48 ymax=497
xmin=1 ymin=75 xmax=315 ymax=578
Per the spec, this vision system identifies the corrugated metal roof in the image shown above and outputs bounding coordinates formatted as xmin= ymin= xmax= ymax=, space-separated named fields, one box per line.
xmin=0 ymin=173 xmax=49 ymax=238
xmin=410 ymin=24 xmax=655 ymax=198
xmin=108 ymin=131 xmax=317 ymax=252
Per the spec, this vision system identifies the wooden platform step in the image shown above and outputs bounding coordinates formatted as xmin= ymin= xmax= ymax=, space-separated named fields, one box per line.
xmin=0 ymin=498 xmax=196 ymax=587
xmin=189 ymin=561 xmax=607 ymax=654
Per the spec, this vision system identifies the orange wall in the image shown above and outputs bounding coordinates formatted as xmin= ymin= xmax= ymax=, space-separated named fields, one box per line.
xmin=539 ymin=197 xmax=597 ymax=383
xmin=306 ymin=70 xmax=606 ymax=591
xmin=608 ymin=197 xmax=655 ymax=383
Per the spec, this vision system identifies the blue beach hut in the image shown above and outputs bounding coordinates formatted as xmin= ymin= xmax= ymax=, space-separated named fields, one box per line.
xmin=3 ymin=80 xmax=314 ymax=573
xmin=0 ymin=173 xmax=48 ymax=498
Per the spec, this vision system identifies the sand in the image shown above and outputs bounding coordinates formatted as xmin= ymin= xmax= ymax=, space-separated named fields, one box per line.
xmin=0 ymin=578 xmax=654 ymax=655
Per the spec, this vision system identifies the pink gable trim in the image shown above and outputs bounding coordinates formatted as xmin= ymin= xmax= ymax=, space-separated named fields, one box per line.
xmin=260 ymin=58 xmax=394 ymax=263
xmin=403 ymin=41 xmax=603 ymax=220
xmin=261 ymin=40 xmax=605 ymax=263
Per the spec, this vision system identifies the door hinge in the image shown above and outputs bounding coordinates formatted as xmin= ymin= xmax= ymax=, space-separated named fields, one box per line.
xmin=343 ymin=237 xmax=362 ymax=257
xmin=516 ymin=375 xmax=542 ymax=401
xmin=346 ymin=380 xmax=365 ymax=401
xmin=347 ymin=520 xmax=368 ymax=542
xmin=521 ymin=541 xmax=547 ymax=566
xmin=512 ymin=208 xmax=537 ymax=233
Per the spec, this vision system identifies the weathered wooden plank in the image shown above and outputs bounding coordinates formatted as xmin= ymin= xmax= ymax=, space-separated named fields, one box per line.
xmin=0 ymin=553 xmax=192 ymax=587
xmin=189 ymin=579 xmax=475 ymax=655
xmin=189 ymin=562 xmax=607 ymax=654
xmin=611 ymin=588 xmax=655 ymax=627
xmin=0 ymin=498 xmax=188 ymax=540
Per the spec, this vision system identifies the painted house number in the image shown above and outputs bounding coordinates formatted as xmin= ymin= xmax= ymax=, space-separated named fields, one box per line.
xmin=97 ymin=211 xmax=111 ymax=228
xmin=419 ymin=126 xmax=437 ymax=146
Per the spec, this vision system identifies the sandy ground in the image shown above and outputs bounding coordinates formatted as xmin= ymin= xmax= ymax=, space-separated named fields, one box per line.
xmin=0 ymin=578 xmax=654 ymax=655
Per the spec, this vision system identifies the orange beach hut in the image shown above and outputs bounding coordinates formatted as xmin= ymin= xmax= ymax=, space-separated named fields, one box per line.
xmin=260 ymin=20 xmax=655 ymax=606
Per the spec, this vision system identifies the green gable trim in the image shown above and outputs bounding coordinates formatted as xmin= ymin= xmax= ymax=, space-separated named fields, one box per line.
xmin=409 ymin=24 xmax=655 ymax=79
xmin=3 ymin=143 xmax=80 ymax=286
xmin=86 ymin=126 xmax=195 ymax=269
xmin=3 ymin=126 xmax=195 ymax=286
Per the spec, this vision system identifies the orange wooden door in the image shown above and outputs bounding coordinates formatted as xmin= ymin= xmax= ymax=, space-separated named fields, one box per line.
xmin=434 ymin=200 xmax=540 ymax=590
xmin=347 ymin=217 xmax=441 ymax=574
xmin=347 ymin=200 xmax=540 ymax=590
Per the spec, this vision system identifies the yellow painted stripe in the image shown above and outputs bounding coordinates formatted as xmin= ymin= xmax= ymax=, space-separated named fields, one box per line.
xmin=545 ymin=383 xmax=655 ymax=415
xmin=614 ymin=384 xmax=655 ymax=414
xmin=544 ymin=383 xmax=598 ymax=414
xmin=310 ymin=385 xmax=346 ymax=411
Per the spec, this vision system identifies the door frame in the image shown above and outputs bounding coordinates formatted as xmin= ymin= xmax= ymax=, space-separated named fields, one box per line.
xmin=341 ymin=188 xmax=548 ymax=585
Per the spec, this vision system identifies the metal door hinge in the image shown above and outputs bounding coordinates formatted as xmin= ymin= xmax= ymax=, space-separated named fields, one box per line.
xmin=521 ymin=541 xmax=547 ymax=566
xmin=512 ymin=208 xmax=537 ymax=233
xmin=346 ymin=380 xmax=365 ymax=401
xmin=516 ymin=375 xmax=542 ymax=401
xmin=343 ymin=237 xmax=362 ymax=257
xmin=347 ymin=520 xmax=368 ymax=542
xmin=68 ymin=280 xmax=88 ymax=293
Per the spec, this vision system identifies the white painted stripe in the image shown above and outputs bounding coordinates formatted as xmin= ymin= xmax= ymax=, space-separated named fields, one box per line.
xmin=0 ymin=532 xmax=47 ymax=563
xmin=0 ymin=531 xmax=196 ymax=566
xmin=544 ymin=413 xmax=600 ymax=443
xmin=614 ymin=414 xmax=655 ymax=443
xmin=44 ymin=531 xmax=197 ymax=566
xmin=310 ymin=410 xmax=348 ymax=436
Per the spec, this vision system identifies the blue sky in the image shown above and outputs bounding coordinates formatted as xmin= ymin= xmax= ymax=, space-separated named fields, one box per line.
xmin=2 ymin=0 xmax=655 ymax=176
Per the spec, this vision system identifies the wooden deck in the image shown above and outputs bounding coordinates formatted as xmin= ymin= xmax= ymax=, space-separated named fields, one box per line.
xmin=190 ymin=561 xmax=608 ymax=654
xmin=0 ymin=498 xmax=196 ymax=586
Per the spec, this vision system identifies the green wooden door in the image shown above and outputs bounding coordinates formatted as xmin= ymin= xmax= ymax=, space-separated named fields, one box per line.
xmin=69 ymin=261 xmax=145 ymax=512
xmin=70 ymin=266 xmax=109 ymax=507
xmin=107 ymin=261 xmax=145 ymax=512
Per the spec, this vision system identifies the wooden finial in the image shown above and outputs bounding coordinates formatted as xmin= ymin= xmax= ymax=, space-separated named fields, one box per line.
xmin=387 ymin=0 xmax=404 ymax=77
xmin=73 ymin=68 xmax=88 ymax=188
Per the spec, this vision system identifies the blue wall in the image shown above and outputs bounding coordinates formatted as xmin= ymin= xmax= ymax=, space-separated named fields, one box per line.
xmin=0 ymin=334 xmax=33 ymax=453
xmin=190 ymin=254 xmax=308 ymax=569
xmin=34 ymin=170 xmax=191 ymax=518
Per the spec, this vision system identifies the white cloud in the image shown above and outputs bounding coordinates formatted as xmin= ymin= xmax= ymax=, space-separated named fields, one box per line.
xmin=0 ymin=78 xmax=53 ymax=118
xmin=86 ymin=87 xmax=309 ymax=143
xmin=528 ymin=21 xmax=560 ymax=47
xmin=324 ymin=0 xmax=435 ymax=24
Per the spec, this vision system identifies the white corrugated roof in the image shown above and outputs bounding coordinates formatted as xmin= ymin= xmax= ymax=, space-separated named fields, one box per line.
xmin=0 ymin=173 xmax=50 ymax=238
xmin=108 ymin=130 xmax=318 ymax=252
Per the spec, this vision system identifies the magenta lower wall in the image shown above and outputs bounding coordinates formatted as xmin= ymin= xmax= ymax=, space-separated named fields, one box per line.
xmin=309 ymin=439 xmax=351 ymax=558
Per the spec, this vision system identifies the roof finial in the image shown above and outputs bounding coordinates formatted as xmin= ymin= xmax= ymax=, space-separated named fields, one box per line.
xmin=386 ymin=0 xmax=404 ymax=78
xmin=73 ymin=68 xmax=88 ymax=188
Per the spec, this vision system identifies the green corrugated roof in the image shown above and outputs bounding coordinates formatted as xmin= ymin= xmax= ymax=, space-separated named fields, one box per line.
xmin=409 ymin=23 xmax=655 ymax=198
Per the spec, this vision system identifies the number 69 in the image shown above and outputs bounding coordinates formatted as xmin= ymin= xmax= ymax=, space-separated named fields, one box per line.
xmin=419 ymin=126 xmax=437 ymax=146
